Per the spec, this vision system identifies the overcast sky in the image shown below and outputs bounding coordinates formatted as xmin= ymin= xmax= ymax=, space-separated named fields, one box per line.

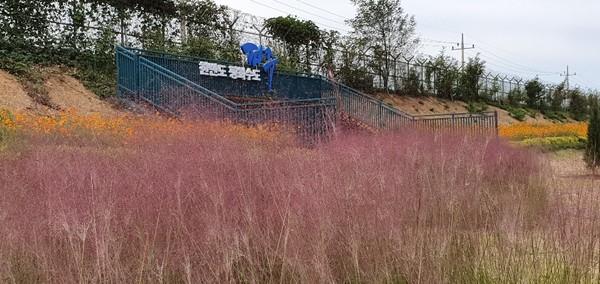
xmin=213 ymin=0 xmax=600 ymax=90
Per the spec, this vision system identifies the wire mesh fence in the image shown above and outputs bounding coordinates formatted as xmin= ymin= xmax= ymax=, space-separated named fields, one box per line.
xmin=118 ymin=46 xmax=498 ymax=137
xmin=117 ymin=46 xmax=337 ymax=144
xmin=7 ymin=0 xmax=578 ymax=107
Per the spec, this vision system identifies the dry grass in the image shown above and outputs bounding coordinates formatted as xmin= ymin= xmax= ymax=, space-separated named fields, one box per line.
xmin=0 ymin=110 xmax=599 ymax=282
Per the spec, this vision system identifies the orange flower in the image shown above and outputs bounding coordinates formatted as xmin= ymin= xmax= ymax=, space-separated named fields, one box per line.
xmin=2 ymin=109 xmax=294 ymax=145
xmin=499 ymin=122 xmax=587 ymax=140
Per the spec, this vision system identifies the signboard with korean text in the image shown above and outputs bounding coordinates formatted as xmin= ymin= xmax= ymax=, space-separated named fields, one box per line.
xmin=198 ymin=61 xmax=261 ymax=81
xmin=197 ymin=43 xmax=280 ymax=92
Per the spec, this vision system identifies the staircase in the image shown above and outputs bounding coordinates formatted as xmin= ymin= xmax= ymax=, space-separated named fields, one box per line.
xmin=116 ymin=46 xmax=498 ymax=140
xmin=322 ymin=80 xmax=498 ymax=136
xmin=116 ymin=46 xmax=336 ymax=144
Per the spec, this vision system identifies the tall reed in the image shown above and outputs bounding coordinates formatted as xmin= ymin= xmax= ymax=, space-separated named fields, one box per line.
xmin=0 ymin=115 xmax=598 ymax=282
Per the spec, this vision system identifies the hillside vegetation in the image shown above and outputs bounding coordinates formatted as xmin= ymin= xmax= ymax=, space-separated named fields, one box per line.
xmin=1 ymin=0 xmax=596 ymax=124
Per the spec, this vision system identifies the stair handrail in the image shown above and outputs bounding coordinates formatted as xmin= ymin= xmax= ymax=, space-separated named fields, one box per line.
xmin=119 ymin=46 xmax=336 ymax=110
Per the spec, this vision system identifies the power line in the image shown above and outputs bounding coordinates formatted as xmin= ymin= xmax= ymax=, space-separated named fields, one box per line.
xmin=464 ymin=33 xmax=563 ymax=67
xmin=474 ymin=45 xmax=560 ymax=75
xmin=576 ymin=74 xmax=600 ymax=89
xmin=419 ymin=43 xmax=449 ymax=48
xmin=223 ymin=1 xmax=597 ymax=91
xmin=247 ymin=0 xmax=352 ymax=32
xmin=570 ymin=77 xmax=592 ymax=90
xmin=271 ymin=0 xmax=350 ymax=26
xmin=466 ymin=51 xmax=535 ymax=75
xmin=465 ymin=50 xmax=560 ymax=81
xmin=293 ymin=0 xmax=350 ymax=20
xmin=421 ymin=37 xmax=458 ymax=45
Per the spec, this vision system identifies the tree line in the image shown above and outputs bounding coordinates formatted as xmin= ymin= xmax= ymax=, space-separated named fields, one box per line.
xmin=0 ymin=0 xmax=596 ymax=120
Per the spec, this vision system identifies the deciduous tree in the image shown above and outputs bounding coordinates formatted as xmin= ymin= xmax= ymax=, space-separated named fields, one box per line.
xmin=347 ymin=0 xmax=419 ymax=92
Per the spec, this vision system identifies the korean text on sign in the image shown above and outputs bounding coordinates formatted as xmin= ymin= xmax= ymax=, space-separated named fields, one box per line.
xmin=199 ymin=61 xmax=260 ymax=81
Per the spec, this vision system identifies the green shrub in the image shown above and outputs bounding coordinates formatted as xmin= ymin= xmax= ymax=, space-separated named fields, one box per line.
xmin=465 ymin=101 xmax=488 ymax=113
xmin=0 ymin=50 xmax=32 ymax=75
xmin=518 ymin=136 xmax=587 ymax=150
xmin=543 ymin=111 xmax=568 ymax=122
xmin=506 ymin=89 xmax=525 ymax=107
xmin=508 ymin=107 xmax=528 ymax=121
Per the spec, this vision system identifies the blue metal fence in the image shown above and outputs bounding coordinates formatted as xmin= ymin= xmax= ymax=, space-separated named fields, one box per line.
xmin=117 ymin=46 xmax=498 ymax=138
xmin=117 ymin=46 xmax=336 ymax=143
xmin=125 ymin=47 xmax=326 ymax=100
xmin=322 ymin=79 xmax=498 ymax=135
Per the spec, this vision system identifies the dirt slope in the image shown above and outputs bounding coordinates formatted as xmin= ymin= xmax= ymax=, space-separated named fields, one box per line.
xmin=0 ymin=70 xmax=35 ymax=111
xmin=0 ymin=69 xmax=121 ymax=116
xmin=44 ymin=74 xmax=120 ymax=116
xmin=373 ymin=93 xmax=553 ymax=125
xmin=0 ymin=68 xmax=559 ymax=125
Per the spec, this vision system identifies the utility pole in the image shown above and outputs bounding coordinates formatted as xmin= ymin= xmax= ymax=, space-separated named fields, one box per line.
xmin=452 ymin=33 xmax=475 ymax=70
xmin=560 ymin=65 xmax=576 ymax=92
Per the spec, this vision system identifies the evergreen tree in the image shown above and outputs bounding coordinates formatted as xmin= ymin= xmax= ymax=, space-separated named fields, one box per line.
xmin=550 ymin=81 xmax=566 ymax=111
xmin=585 ymin=99 xmax=600 ymax=169
xmin=457 ymin=56 xmax=485 ymax=101
xmin=525 ymin=77 xmax=544 ymax=109
xmin=568 ymin=88 xmax=588 ymax=121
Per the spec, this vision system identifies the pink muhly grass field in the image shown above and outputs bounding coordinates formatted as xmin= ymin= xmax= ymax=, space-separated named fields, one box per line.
xmin=0 ymin=119 xmax=597 ymax=282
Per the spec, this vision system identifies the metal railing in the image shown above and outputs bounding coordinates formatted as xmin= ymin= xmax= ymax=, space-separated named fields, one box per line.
xmin=125 ymin=47 xmax=327 ymax=100
xmin=118 ymin=46 xmax=498 ymax=138
xmin=117 ymin=46 xmax=336 ymax=143
xmin=322 ymin=78 xmax=498 ymax=135
xmin=412 ymin=112 xmax=498 ymax=136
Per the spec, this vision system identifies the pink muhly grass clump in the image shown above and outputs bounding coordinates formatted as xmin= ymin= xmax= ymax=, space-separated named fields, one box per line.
xmin=0 ymin=122 xmax=553 ymax=282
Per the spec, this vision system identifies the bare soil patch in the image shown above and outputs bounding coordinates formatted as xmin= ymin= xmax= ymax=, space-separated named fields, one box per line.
xmin=0 ymin=70 xmax=34 ymax=111
xmin=1 ymin=68 xmax=122 ymax=117
xmin=44 ymin=73 xmax=121 ymax=116
xmin=373 ymin=93 xmax=554 ymax=125
xmin=0 ymin=66 xmax=569 ymax=125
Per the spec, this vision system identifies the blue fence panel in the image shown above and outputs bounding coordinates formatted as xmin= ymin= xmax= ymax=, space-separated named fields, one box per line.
xmin=116 ymin=46 xmax=497 ymax=138
xmin=116 ymin=46 xmax=337 ymax=143
xmin=127 ymin=48 xmax=324 ymax=100
xmin=116 ymin=46 xmax=138 ymax=98
xmin=323 ymin=78 xmax=497 ymax=135
xmin=137 ymin=56 xmax=236 ymax=119
xmin=335 ymin=84 xmax=413 ymax=130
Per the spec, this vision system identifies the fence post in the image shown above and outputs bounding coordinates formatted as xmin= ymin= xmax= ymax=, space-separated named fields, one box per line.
xmin=378 ymin=100 xmax=383 ymax=128
xmin=116 ymin=47 xmax=122 ymax=99
xmin=134 ymin=51 xmax=140 ymax=100
xmin=494 ymin=110 xmax=499 ymax=136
